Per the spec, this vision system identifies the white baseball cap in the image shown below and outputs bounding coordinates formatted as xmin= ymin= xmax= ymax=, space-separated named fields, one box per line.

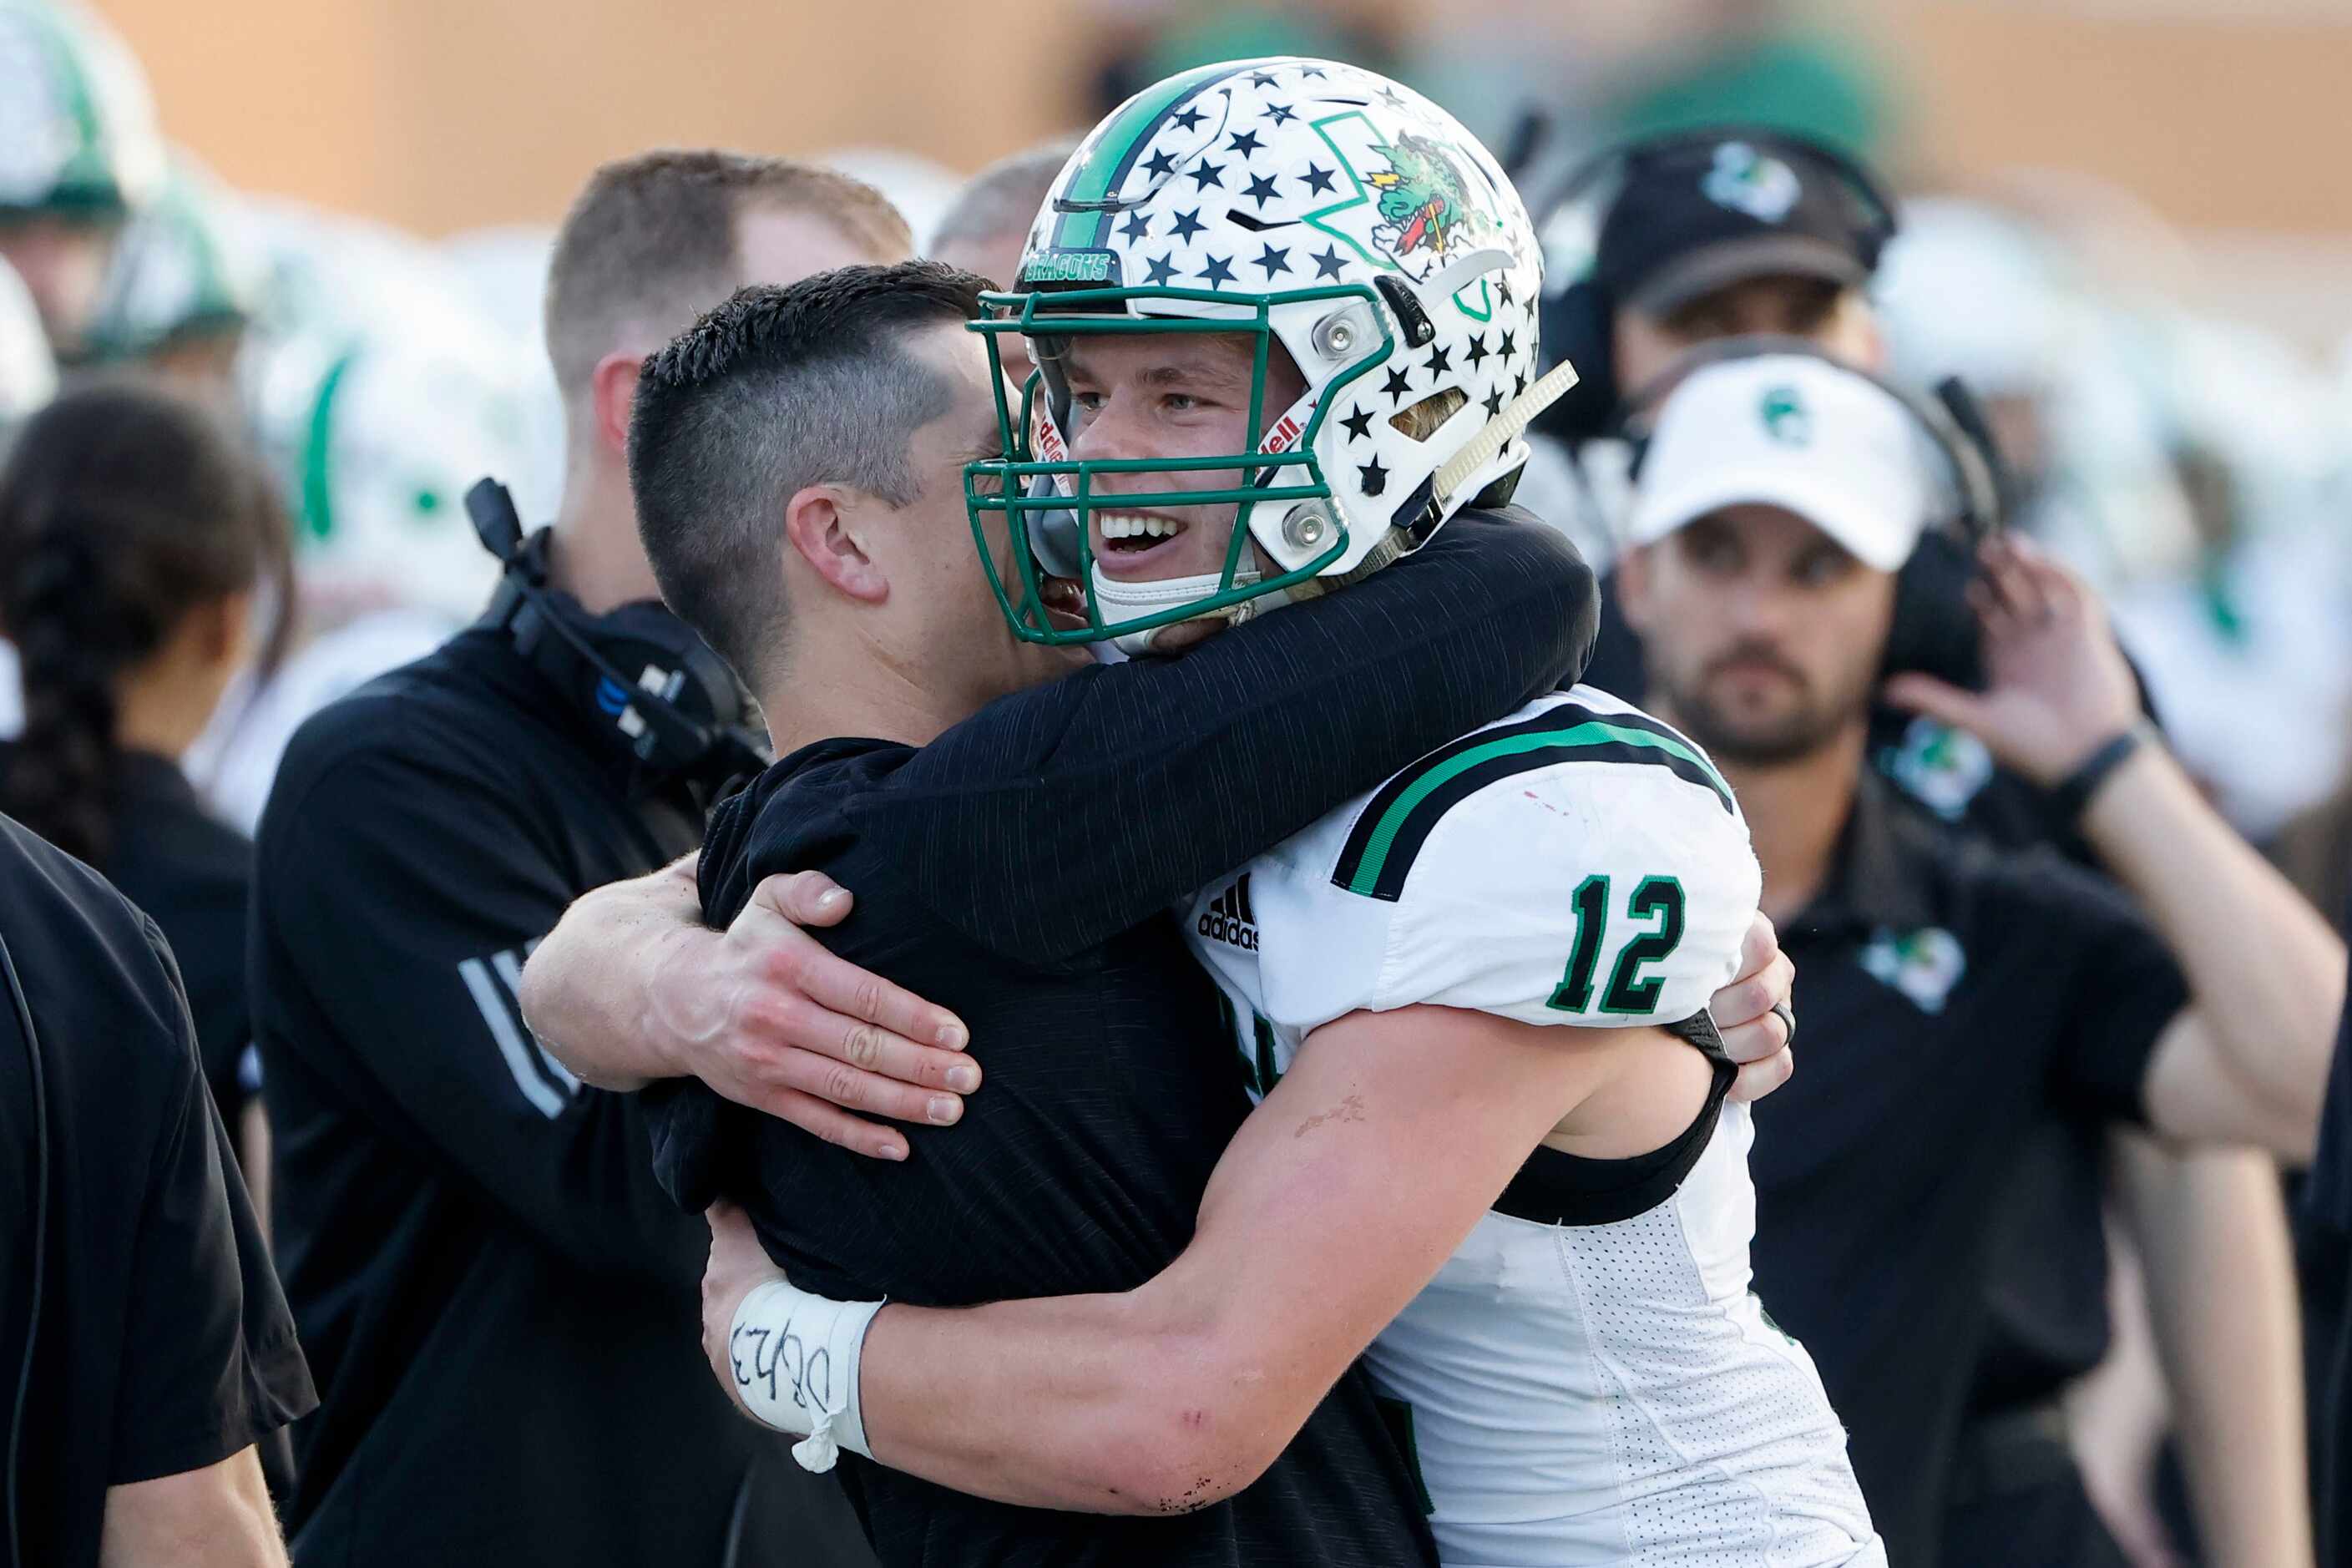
xmin=1623 ymin=353 xmax=1940 ymax=572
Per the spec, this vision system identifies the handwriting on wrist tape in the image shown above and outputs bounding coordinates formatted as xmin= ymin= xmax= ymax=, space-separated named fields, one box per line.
xmin=731 ymin=1318 xmax=833 ymax=1417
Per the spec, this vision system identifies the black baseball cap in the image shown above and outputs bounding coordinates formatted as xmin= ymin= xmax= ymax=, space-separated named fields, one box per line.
xmin=1596 ymin=134 xmax=1884 ymax=318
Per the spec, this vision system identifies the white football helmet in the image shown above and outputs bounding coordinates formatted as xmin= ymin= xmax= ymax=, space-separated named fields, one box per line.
xmin=966 ymin=57 xmax=1570 ymax=649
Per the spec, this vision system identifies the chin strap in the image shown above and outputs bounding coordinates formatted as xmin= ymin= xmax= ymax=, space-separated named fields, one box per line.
xmin=1432 ymin=358 xmax=1581 ymax=512
xmin=1092 ymin=562 xmax=1301 ymax=655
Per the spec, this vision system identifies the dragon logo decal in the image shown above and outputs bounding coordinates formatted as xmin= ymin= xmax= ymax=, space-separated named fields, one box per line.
xmin=1364 ymin=131 xmax=1485 ymax=279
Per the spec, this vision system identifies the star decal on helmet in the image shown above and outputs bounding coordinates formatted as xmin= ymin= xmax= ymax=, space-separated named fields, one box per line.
xmin=1498 ymin=328 xmax=1516 ymax=359
xmin=1144 ymin=149 xmax=1177 ymax=181
xmin=1141 ymin=253 xmax=1178 ymax=287
xmin=1170 ymin=208 xmax=1206 ymax=242
xmin=1358 ymin=456 xmax=1388 ymax=496
xmin=1252 ymin=242 xmax=1292 ymax=279
xmin=1241 ymin=171 xmax=1281 ymax=208
xmin=1300 ymin=163 xmax=1337 ymax=197
xmin=1196 ymin=253 xmax=1236 ymax=288
xmin=1263 ymin=101 xmax=1296 ymax=126
xmin=1172 ymin=106 xmax=1207 ymax=133
xmin=1249 ymin=70 xmax=1279 ymax=89
xmin=1299 ymin=64 xmax=1327 ymax=78
xmin=1513 ymin=371 xmax=1527 ymax=397
xmin=1464 ymin=332 xmax=1489 ymax=369
xmin=1227 ymin=129 xmax=1263 ymax=157
xmin=1481 ymin=387 xmax=1505 ymax=419
xmin=1119 ymin=210 xmax=1151 ymax=242
xmin=1426 ymin=344 xmax=1452 ymax=375
xmin=1381 ymin=364 xmax=1414 ymax=402
xmin=1497 ymin=274 xmax=1514 ymax=306
xmin=1340 ymin=406 xmax=1374 ymax=442
xmin=1187 ymin=159 xmax=1226 ymax=190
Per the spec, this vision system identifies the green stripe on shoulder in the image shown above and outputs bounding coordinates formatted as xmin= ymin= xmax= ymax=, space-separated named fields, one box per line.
xmin=1334 ymin=711 xmax=1735 ymax=901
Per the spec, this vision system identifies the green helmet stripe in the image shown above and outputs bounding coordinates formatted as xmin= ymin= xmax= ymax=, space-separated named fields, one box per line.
xmin=1050 ymin=60 xmax=1247 ymax=253
xmin=300 ymin=348 xmax=358 ymax=544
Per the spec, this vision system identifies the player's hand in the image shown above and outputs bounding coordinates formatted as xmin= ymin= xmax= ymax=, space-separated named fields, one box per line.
xmin=1883 ymin=535 xmax=2143 ymax=788
xmin=650 ymin=870 xmax=978 ymax=1162
xmin=1713 ymin=911 xmax=1795 ymax=1105
xmin=701 ymin=1201 xmax=787 ymax=1419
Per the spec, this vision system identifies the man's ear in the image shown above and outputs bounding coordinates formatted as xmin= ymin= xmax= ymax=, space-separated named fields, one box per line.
xmin=1615 ymin=541 xmax=1657 ymax=634
xmin=591 ymin=352 xmax=644 ymax=458
xmin=782 ymin=485 xmax=889 ymax=604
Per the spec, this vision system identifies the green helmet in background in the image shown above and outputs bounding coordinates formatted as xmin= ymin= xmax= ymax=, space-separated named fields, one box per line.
xmin=0 ymin=0 xmax=165 ymax=351
xmin=0 ymin=0 xmax=165 ymax=220
xmin=78 ymin=151 xmax=264 ymax=367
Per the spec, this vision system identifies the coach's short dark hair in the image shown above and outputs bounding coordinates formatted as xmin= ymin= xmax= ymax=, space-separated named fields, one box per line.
xmin=629 ymin=260 xmax=987 ymax=685
xmin=544 ymin=150 xmax=911 ymax=403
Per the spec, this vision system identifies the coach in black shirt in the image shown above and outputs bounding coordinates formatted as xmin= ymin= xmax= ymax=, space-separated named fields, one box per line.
xmin=0 ymin=814 xmax=313 ymax=1568
xmin=1608 ymin=351 xmax=2342 ymax=1567
xmin=250 ymin=154 xmax=924 ymax=1567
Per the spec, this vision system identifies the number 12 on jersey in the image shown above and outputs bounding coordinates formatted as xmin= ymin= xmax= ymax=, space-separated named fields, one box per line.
xmin=1548 ymin=875 xmax=1686 ymax=1016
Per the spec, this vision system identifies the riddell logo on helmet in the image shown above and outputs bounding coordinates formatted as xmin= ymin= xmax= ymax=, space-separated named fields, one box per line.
xmin=1198 ymin=874 xmax=1259 ymax=951
xmin=1258 ymin=412 xmax=1303 ymax=453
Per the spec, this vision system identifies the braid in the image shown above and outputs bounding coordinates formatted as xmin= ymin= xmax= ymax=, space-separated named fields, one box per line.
xmin=3 ymin=521 xmax=123 ymax=862
xmin=0 ymin=378 xmax=288 ymax=867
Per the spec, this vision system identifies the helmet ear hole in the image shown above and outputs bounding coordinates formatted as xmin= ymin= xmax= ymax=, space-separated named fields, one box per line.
xmin=1390 ymin=387 xmax=1467 ymax=442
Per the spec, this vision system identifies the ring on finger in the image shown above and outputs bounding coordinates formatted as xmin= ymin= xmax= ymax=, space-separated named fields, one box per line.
xmin=1770 ymin=999 xmax=1797 ymax=1050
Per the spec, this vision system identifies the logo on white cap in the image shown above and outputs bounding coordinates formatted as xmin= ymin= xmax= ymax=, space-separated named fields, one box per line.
xmin=1701 ymin=143 xmax=1802 ymax=224
xmin=1758 ymin=385 xmax=1810 ymax=447
xmin=1623 ymin=352 xmax=1940 ymax=574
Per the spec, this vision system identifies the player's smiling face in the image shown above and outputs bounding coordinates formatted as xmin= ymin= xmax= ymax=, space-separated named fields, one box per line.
xmin=1056 ymin=332 xmax=1307 ymax=587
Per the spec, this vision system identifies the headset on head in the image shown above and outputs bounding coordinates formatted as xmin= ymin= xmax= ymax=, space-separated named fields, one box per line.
xmin=1620 ymin=336 xmax=2012 ymax=687
xmin=465 ymin=479 xmax=766 ymax=795
xmin=1526 ymin=124 xmax=1901 ymax=446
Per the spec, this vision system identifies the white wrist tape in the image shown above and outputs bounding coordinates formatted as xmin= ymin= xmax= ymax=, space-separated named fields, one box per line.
xmin=727 ymin=1278 xmax=884 ymax=1473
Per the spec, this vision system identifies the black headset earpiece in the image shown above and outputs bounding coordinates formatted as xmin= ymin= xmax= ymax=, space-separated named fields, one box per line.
xmin=465 ymin=479 xmax=766 ymax=792
xmin=1617 ymin=336 xmax=2008 ymax=689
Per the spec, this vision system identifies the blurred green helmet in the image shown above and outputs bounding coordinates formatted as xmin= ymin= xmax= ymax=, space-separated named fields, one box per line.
xmin=80 ymin=151 xmax=264 ymax=362
xmin=0 ymin=0 xmax=166 ymax=220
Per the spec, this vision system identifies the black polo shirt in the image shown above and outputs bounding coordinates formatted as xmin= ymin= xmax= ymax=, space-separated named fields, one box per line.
xmin=0 ymin=813 xmax=313 ymax=1568
xmin=252 ymin=624 xmax=870 ymax=1568
xmin=0 ymin=746 xmax=255 ymax=1137
xmin=1750 ymin=770 xmax=2191 ymax=1568
xmin=649 ymin=511 xmax=1597 ymax=1567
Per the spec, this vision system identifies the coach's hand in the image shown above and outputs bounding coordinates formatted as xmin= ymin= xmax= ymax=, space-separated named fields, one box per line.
xmin=1713 ymin=911 xmax=1796 ymax=1104
xmin=522 ymin=857 xmax=976 ymax=1162
xmin=701 ymin=1200 xmax=787 ymax=1421
xmin=658 ymin=869 xmax=979 ymax=1161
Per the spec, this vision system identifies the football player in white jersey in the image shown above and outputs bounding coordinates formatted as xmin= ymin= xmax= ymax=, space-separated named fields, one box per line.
xmin=696 ymin=59 xmax=1881 ymax=1567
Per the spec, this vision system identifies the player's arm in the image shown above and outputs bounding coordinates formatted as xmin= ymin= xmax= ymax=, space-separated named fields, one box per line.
xmin=518 ymin=857 xmax=978 ymax=1161
xmin=876 ymin=512 xmax=1599 ymax=962
xmin=1887 ymin=536 xmax=2344 ymax=1158
xmin=706 ymin=1005 xmax=1644 ymax=1513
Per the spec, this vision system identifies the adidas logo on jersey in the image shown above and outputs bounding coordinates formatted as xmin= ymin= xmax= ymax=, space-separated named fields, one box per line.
xmin=1197 ymin=874 xmax=1259 ymax=951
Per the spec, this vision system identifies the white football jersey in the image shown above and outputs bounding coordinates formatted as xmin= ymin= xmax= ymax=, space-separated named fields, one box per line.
xmin=1185 ymin=686 xmax=1882 ymax=1568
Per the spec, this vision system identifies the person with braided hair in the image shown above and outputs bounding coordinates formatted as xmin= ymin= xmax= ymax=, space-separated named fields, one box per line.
xmin=0 ymin=378 xmax=291 ymax=1161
